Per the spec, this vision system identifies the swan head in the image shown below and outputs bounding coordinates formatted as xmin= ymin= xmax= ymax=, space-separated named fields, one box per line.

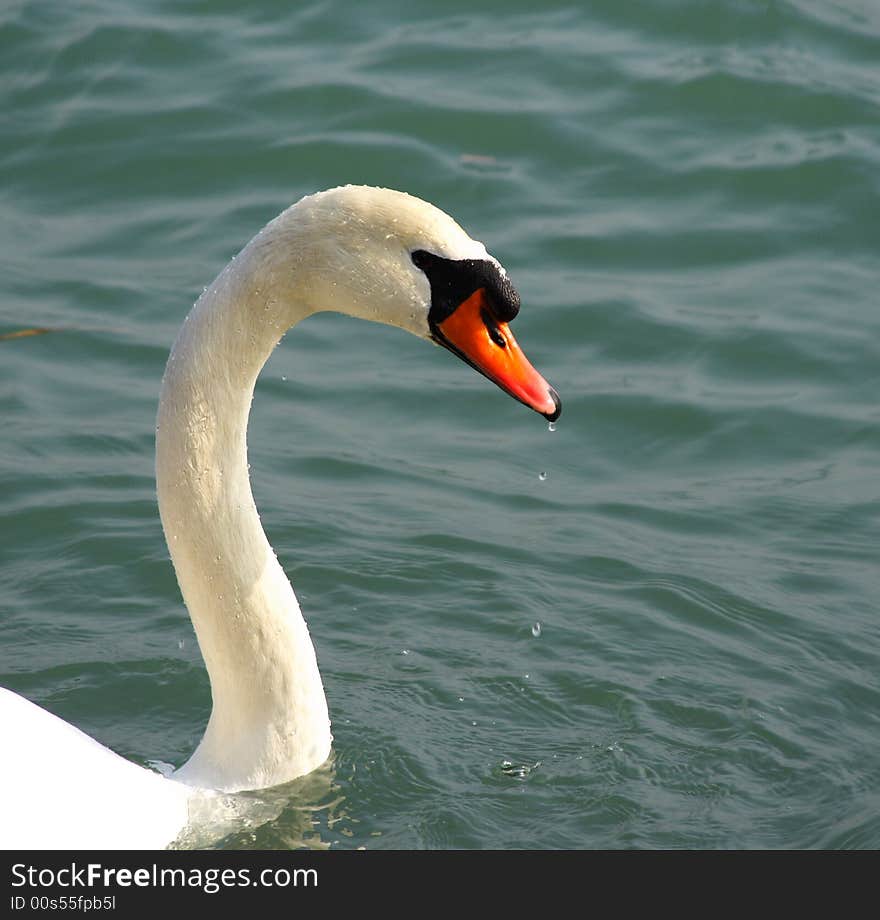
xmin=266 ymin=185 xmax=561 ymax=420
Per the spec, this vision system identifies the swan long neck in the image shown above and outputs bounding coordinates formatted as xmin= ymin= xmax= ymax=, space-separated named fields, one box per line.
xmin=153 ymin=186 xmax=477 ymax=792
xmin=156 ymin=215 xmax=330 ymax=792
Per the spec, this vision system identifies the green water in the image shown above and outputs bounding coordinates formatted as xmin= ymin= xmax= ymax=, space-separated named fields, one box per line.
xmin=2 ymin=0 xmax=879 ymax=849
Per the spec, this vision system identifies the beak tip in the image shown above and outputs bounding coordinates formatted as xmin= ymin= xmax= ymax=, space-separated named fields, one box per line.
xmin=543 ymin=387 xmax=562 ymax=422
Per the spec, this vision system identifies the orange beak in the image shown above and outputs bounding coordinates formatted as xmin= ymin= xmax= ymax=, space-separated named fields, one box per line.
xmin=432 ymin=288 xmax=561 ymax=421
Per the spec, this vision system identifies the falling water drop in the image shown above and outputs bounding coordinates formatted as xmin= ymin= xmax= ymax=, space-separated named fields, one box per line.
xmin=538 ymin=471 xmax=548 ymax=481
xmin=531 ymin=622 xmax=542 ymax=638
xmin=548 ymin=421 xmax=556 ymax=432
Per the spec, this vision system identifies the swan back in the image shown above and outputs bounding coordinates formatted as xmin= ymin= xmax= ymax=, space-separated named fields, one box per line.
xmin=0 ymin=687 xmax=191 ymax=849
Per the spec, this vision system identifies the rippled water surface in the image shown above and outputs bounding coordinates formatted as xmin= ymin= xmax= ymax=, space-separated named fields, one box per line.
xmin=2 ymin=0 xmax=879 ymax=849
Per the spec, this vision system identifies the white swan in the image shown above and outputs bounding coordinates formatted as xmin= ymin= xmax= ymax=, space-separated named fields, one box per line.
xmin=0 ymin=185 xmax=560 ymax=849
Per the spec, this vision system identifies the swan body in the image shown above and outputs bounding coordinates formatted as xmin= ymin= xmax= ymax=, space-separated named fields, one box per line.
xmin=0 ymin=185 xmax=560 ymax=849
xmin=1 ymin=687 xmax=191 ymax=849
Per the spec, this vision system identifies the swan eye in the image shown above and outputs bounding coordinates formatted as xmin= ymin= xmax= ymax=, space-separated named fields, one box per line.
xmin=410 ymin=249 xmax=520 ymax=327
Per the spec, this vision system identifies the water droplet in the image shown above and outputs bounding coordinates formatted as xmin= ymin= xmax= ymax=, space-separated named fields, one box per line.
xmin=401 ymin=649 xmax=409 ymax=655
xmin=538 ymin=471 xmax=548 ymax=481
xmin=281 ymin=375 xmax=287 ymax=381
xmin=531 ymin=622 xmax=542 ymax=638
xmin=548 ymin=421 xmax=556 ymax=432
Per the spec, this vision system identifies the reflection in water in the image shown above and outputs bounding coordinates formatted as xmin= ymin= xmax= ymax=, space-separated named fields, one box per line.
xmin=170 ymin=756 xmax=350 ymax=850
